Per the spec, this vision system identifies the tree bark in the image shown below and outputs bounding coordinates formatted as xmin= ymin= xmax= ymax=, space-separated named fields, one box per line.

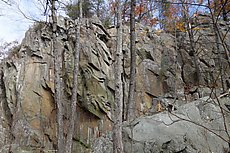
xmin=113 ymin=0 xmax=123 ymax=153
xmin=127 ymin=0 xmax=136 ymax=122
xmin=214 ymin=24 xmax=227 ymax=92
xmin=65 ymin=0 xmax=82 ymax=153
xmin=51 ymin=0 xmax=64 ymax=153
xmin=220 ymin=0 xmax=228 ymax=21
xmin=207 ymin=0 xmax=228 ymax=92
xmin=181 ymin=1 xmax=201 ymax=89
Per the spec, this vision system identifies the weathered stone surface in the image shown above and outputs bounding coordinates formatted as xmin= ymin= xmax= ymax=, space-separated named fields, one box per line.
xmin=92 ymin=132 xmax=113 ymax=153
xmin=0 ymin=15 xmax=229 ymax=152
xmin=93 ymin=97 xmax=230 ymax=153
xmin=0 ymin=17 xmax=113 ymax=152
xmin=123 ymin=97 xmax=230 ymax=153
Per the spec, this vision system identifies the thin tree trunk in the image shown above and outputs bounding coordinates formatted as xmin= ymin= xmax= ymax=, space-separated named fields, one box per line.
xmin=214 ymin=24 xmax=226 ymax=92
xmin=96 ymin=0 xmax=100 ymax=17
xmin=51 ymin=0 xmax=64 ymax=153
xmin=113 ymin=0 xmax=123 ymax=152
xmin=216 ymin=26 xmax=230 ymax=67
xmin=65 ymin=0 xmax=82 ymax=153
xmin=122 ymin=0 xmax=129 ymax=20
xmin=181 ymin=1 xmax=201 ymax=88
xmin=207 ymin=0 xmax=227 ymax=92
xmin=220 ymin=0 xmax=228 ymax=21
xmin=159 ymin=0 xmax=167 ymax=29
xmin=127 ymin=0 xmax=136 ymax=122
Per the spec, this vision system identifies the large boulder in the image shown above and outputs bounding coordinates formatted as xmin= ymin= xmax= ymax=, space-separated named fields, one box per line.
xmin=123 ymin=96 xmax=230 ymax=153
xmin=93 ymin=96 xmax=230 ymax=153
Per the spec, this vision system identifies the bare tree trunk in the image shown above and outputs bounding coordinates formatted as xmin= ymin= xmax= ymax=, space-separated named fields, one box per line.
xmin=51 ymin=0 xmax=64 ymax=153
xmin=207 ymin=0 xmax=227 ymax=92
xmin=158 ymin=0 xmax=168 ymax=29
xmin=113 ymin=0 xmax=123 ymax=152
xmin=216 ymin=27 xmax=230 ymax=67
xmin=96 ymin=0 xmax=100 ymax=17
xmin=220 ymin=0 xmax=228 ymax=21
xmin=127 ymin=0 xmax=136 ymax=122
xmin=122 ymin=0 xmax=129 ymax=20
xmin=181 ymin=1 xmax=201 ymax=89
xmin=214 ymin=24 xmax=227 ymax=92
xmin=65 ymin=1 xmax=82 ymax=153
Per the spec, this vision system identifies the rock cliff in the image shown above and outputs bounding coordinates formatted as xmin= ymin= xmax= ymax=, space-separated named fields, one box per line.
xmin=0 ymin=15 xmax=229 ymax=152
xmin=93 ymin=96 xmax=230 ymax=153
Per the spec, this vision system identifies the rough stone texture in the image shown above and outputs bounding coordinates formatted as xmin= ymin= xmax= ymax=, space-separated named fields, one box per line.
xmin=0 ymin=17 xmax=114 ymax=153
xmin=123 ymin=96 xmax=230 ymax=153
xmin=0 ymin=15 xmax=229 ymax=152
xmin=93 ymin=96 xmax=230 ymax=153
xmin=92 ymin=132 xmax=113 ymax=153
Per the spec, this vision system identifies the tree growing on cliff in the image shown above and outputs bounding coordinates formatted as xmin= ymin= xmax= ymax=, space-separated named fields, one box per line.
xmin=113 ymin=0 xmax=124 ymax=152
xmin=50 ymin=0 xmax=64 ymax=152
xmin=65 ymin=0 xmax=82 ymax=152
xmin=65 ymin=0 xmax=93 ymax=19
xmin=65 ymin=0 xmax=111 ymax=26
xmin=0 ymin=40 xmax=19 ymax=59
xmin=210 ymin=0 xmax=230 ymax=21
xmin=207 ymin=0 xmax=230 ymax=92
xmin=158 ymin=0 xmax=170 ymax=29
xmin=49 ymin=0 xmax=83 ymax=152
xmin=127 ymin=0 xmax=136 ymax=122
xmin=181 ymin=0 xmax=201 ymax=91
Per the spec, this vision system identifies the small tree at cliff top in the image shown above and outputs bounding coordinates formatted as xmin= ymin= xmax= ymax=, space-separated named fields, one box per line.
xmin=65 ymin=0 xmax=93 ymax=19
xmin=65 ymin=0 xmax=111 ymax=27
xmin=0 ymin=40 xmax=19 ymax=59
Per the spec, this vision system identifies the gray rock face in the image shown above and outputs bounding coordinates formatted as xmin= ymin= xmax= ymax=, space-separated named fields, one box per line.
xmin=123 ymin=97 xmax=230 ymax=153
xmin=93 ymin=96 xmax=230 ymax=153
xmin=92 ymin=132 xmax=113 ymax=153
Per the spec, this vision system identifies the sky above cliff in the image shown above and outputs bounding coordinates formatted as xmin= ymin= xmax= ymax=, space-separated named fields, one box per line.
xmin=0 ymin=0 xmax=40 ymax=42
xmin=0 ymin=0 xmax=68 ymax=43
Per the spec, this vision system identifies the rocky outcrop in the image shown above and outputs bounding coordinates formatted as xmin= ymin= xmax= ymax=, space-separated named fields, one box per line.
xmin=93 ymin=96 xmax=230 ymax=153
xmin=0 ymin=17 xmax=114 ymax=153
xmin=124 ymin=97 xmax=230 ymax=153
xmin=0 ymin=15 xmax=229 ymax=152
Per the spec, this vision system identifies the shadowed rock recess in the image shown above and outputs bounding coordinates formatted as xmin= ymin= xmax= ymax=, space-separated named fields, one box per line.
xmin=0 ymin=16 xmax=229 ymax=152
